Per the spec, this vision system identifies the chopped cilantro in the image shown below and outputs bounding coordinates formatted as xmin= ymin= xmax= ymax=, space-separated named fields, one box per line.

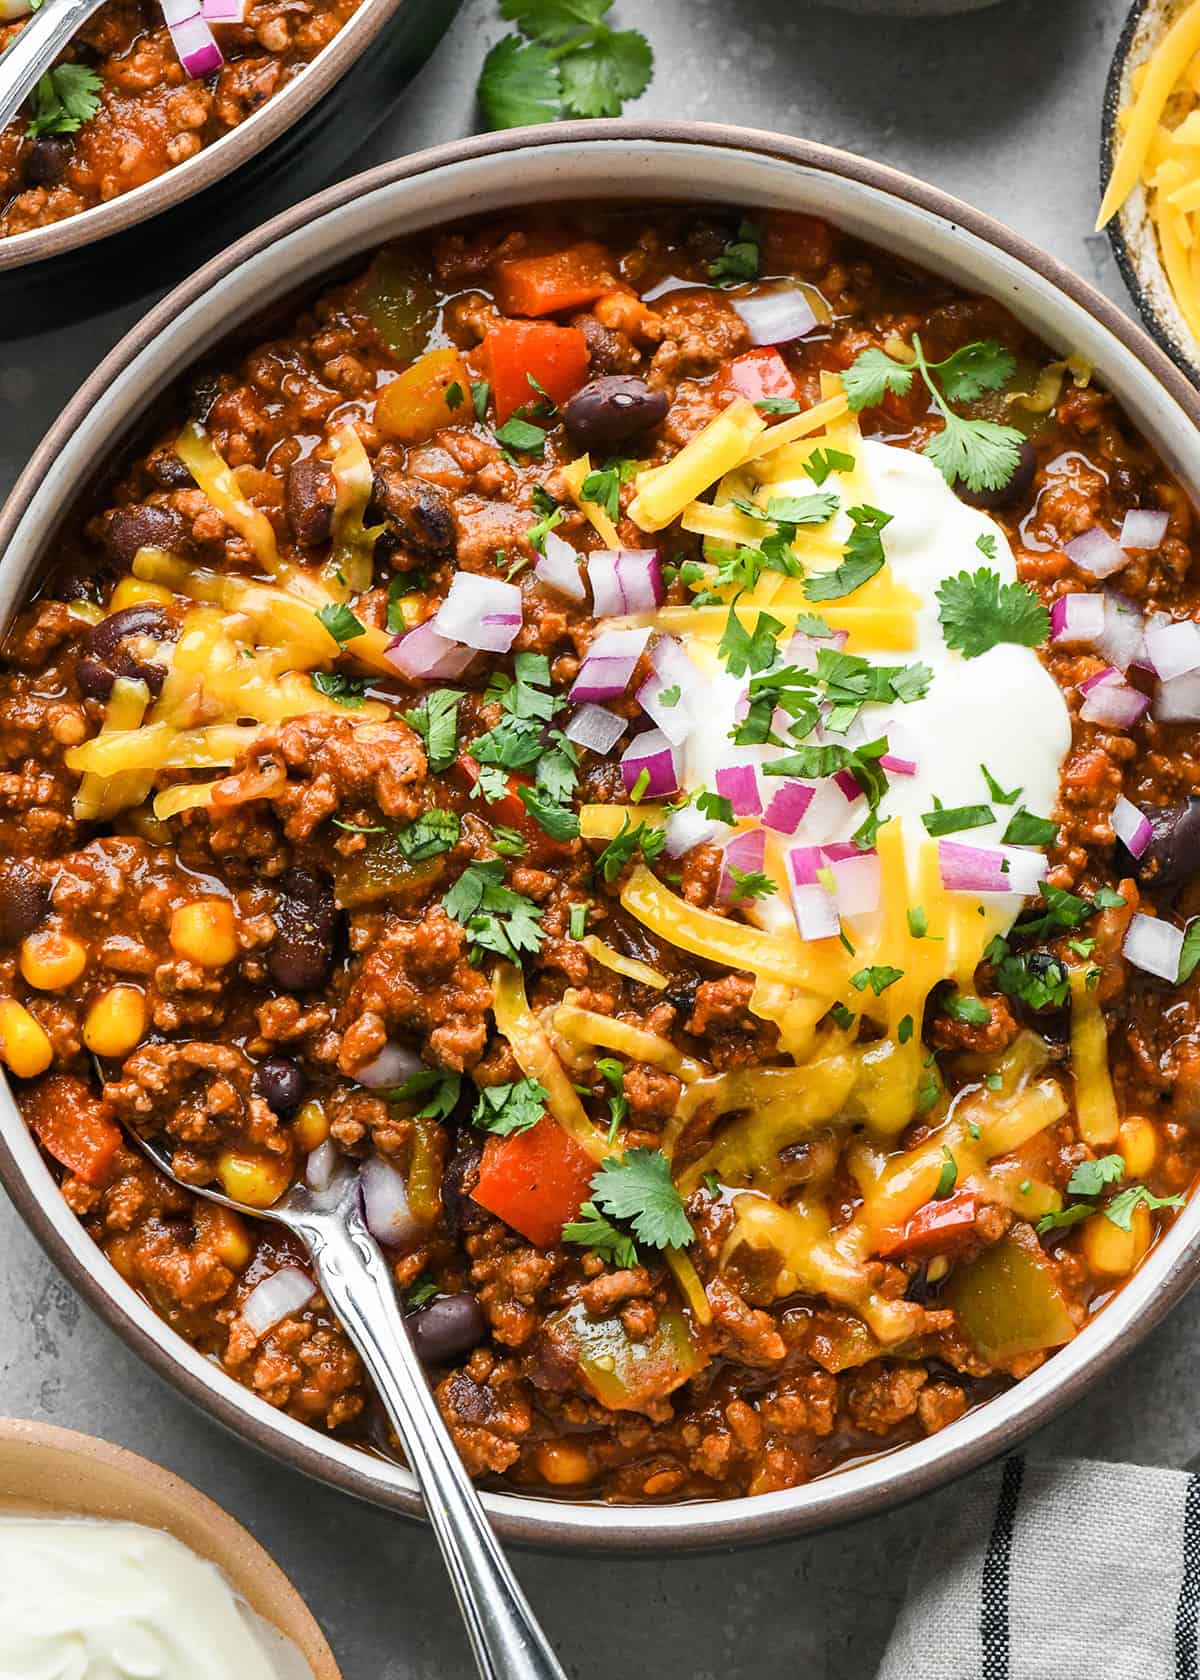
xmin=579 ymin=457 xmax=636 ymax=523
xmin=728 ymin=867 xmax=776 ymax=903
xmin=696 ymin=790 xmax=735 ymax=825
xmin=829 ymin=1001 xmax=855 ymax=1030
xmin=445 ymin=380 xmax=464 ymax=410
xmin=921 ymin=800 xmax=995 ymax=837
xmin=406 ymin=1278 xmax=440 ymax=1308
xmin=803 ymin=505 xmax=892 ymax=601
xmin=562 ymin=1201 xmax=639 ymax=1267
xmin=709 ymin=219 xmax=761 ymax=284
xmin=942 ymin=991 xmax=990 ymax=1025
xmin=442 ymin=860 xmax=543 ymax=964
xmin=587 ymin=1148 xmax=693 ymax=1250
xmin=718 ymin=602 xmax=783 ymax=676
xmin=472 ymin=1076 xmax=548 ymax=1136
xmin=1067 ymin=1154 xmax=1125 ymax=1198
xmin=395 ymin=809 xmax=461 ymax=863
xmin=28 ymin=64 xmax=102 ymax=140
xmin=404 ymin=688 xmax=460 ymax=773
xmin=898 ymin=1013 xmax=914 ymax=1044
xmin=491 ymin=825 xmax=527 ymax=858
xmin=1179 ymin=919 xmax=1200 ymax=984
xmin=494 ymin=416 xmax=546 ymax=454
xmin=851 ymin=965 xmax=904 ymax=995
xmin=977 ymin=532 xmax=998 ymax=560
xmin=594 ymin=815 xmax=666 ymax=881
xmin=1104 ymin=1184 xmax=1185 ymax=1230
xmin=936 ymin=568 xmax=1050 ymax=659
xmin=657 ymin=684 xmax=681 ymax=707
xmin=317 ymin=602 xmax=365 ymax=646
xmin=981 ymin=763 xmax=1021 ymax=805
xmin=518 ymin=784 xmax=580 ymax=840
xmin=595 ymin=1056 xmax=629 ymax=1143
xmin=312 ymin=670 xmax=366 ymax=708
xmin=933 ymin=1146 xmax=957 ymax=1199
xmin=805 ymin=446 xmax=856 ymax=486
xmin=1002 ymin=807 xmax=1059 ymax=847
xmin=392 ymin=1068 xmax=462 ymax=1121
xmin=756 ymin=396 xmax=801 ymax=415
xmin=471 ymin=380 xmax=490 ymax=422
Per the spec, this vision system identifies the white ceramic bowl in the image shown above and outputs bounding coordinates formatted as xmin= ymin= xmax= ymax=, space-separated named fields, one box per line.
xmin=2 ymin=122 xmax=1199 ymax=1553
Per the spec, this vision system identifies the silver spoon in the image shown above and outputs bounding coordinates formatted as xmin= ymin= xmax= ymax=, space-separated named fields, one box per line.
xmin=0 ymin=0 xmax=111 ymax=137
xmin=119 ymin=1119 xmax=566 ymax=1680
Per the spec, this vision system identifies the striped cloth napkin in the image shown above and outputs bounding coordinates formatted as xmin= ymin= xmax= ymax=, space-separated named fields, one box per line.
xmin=875 ymin=1456 xmax=1200 ymax=1679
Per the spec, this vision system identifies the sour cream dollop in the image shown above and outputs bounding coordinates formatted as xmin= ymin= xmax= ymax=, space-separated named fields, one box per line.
xmin=682 ymin=438 xmax=1073 ymax=931
xmin=0 ymin=1517 xmax=314 ymax=1680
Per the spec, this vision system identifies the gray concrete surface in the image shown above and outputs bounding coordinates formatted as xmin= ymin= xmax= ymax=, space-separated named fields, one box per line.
xmin=0 ymin=0 xmax=1190 ymax=1674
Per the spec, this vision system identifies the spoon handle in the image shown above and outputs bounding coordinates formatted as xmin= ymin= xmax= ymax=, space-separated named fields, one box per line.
xmin=302 ymin=1207 xmax=567 ymax=1680
xmin=0 ymin=0 xmax=110 ymax=136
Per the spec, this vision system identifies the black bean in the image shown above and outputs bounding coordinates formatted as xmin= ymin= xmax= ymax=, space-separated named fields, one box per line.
xmin=146 ymin=449 xmax=195 ymax=491
xmin=23 ymin=136 xmax=71 ymax=189
xmin=267 ymin=868 xmax=338 ymax=992
xmin=285 ymin=458 xmax=336 ymax=548
xmin=253 ymin=1055 xmax=308 ymax=1117
xmin=407 ymin=1292 xmax=487 ymax=1365
xmin=100 ymin=505 xmax=188 ymax=566
xmin=367 ymin=470 xmax=456 ymax=557
xmin=953 ymin=439 xmax=1038 ymax=512
xmin=563 ymin=376 xmax=668 ymax=453
xmin=0 ymin=865 xmax=48 ymax=946
xmin=186 ymin=373 xmax=224 ymax=425
xmin=1135 ymin=798 xmax=1200 ymax=893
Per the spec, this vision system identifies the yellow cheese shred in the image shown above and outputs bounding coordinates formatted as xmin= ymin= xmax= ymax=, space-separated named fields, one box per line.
xmin=174 ymin=423 xmax=281 ymax=577
xmin=560 ymin=456 xmax=621 ymax=548
xmin=629 ymin=399 xmax=765 ymax=532
xmin=580 ymin=935 xmax=668 ymax=990
xmin=1069 ymin=964 xmax=1119 ymax=1145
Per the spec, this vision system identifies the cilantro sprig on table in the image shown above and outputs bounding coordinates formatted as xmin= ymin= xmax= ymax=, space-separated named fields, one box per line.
xmin=27 ymin=64 xmax=103 ymax=141
xmin=842 ymin=336 xmax=1025 ymax=494
xmin=478 ymin=0 xmax=654 ymax=129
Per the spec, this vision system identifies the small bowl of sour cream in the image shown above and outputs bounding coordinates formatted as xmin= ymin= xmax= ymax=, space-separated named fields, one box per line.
xmin=0 ymin=1418 xmax=340 ymax=1680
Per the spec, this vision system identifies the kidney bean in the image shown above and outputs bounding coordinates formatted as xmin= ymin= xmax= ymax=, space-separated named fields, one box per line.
xmin=1134 ymin=798 xmax=1200 ymax=892
xmin=79 ymin=604 xmax=172 ymax=699
xmin=267 ymin=868 xmax=338 ymax=991
xmin=0 ymin=865 xmax=49 ymax=945
xmin=23 ymin=137 xmax=71 ymax=189
xmin=953 ymin=439 xmax=1037 ymax=512
xmin=252 ymin=1055 xmax=307 ymax=1117
xmin=407 ymin=1292 xmax=487 ymax=1365
xmin=367 ymin=469 xmax=455 ymax=556
xmin=100 ymin=505 xmax=187 ymax=566
xmin=285 ymin=458 xmax=335 ymax=548
xmin=563 ymin=376 xmax=668 ymax=453
xmin=440 ymin=1138 xmax=483 ymax=1240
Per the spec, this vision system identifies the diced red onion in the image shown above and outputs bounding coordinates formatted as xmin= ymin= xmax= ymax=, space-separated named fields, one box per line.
xmin=1112 ymin=795 xmax=1152 ymax=860
xmin=587 ymin=549 xmax=663 ymax=616
xmin=785 ymin=626 xmax=848 ymax=670
xmin=433 ymin=573 xmax=522 ymax=653
xmin=715 ymin=762 xmax=762 ymax=817
xmin=355 ymin=1042 xmax=423 ymax=1091
xmin=565 ymin=703 xmax=626 ymax=755
xmin=1123 ymin=912 xmax=1184 ymax=982
xmin=826 ymin=848 xmax=881 ymax=917
xmin=832 ymin=768 xmax=863 ymax=805
xmin=664 ymin=803 xmax=728 ymax=858
xmin=201 ymin=0 xmax=244 ymax=18
xmin=731 ymin=290 xmax=818 ymax=347
xmin=306 ymin=1139 xmax=339 ymax=1193
xmin=569 ymin=627 xmax=650 ymax=702
xmin=878 ymin=720 xmax=918 ymax=777
xmin=162 ymin=0 xmax=223 ymax=74
xmin=938 ymin=840 xmax=1042 ymax=897
xmin=1051 ymin=593 xmax=1106 ymax=647
xmin=762 ymin=780 xmax=814 ymax=834
xmin=534 ymin=531 xmax=586 ymax=602
xmin=879 ymin=751 xmax=917 ymax=776
xmin=361 ymin=1157 xmax=421 ymax=1249
xmin=1097 ymin=592 xmax=1146 ymax=672
xmin=242 ymin=1267 xmax=315 ymax=1335
xmin=1119 ymin=509 xmax=1169 ymax=551
xmin=1065 ymin=527 xmax=1129 ymax=580
xmin=1143 ymin=617 xmax=1200 ymax=682
xmin=1155 ymin=668 xmax=1200 ymax=722
xmin=620 ymin=728 xmax=679 ymax=799
xmin=385 ymin=620 xmax=475 ymax=682
xmin=788 ymin=845 xmax=821 ymax=886
xmin=718 ymin=829 xmax=766 ymax=903
xmin=786 ymin=847 xmax=839 ymax=940
xmin=638 ymin=636 xmax=701 ymax=745
xmin=637 ymin=675 xmax=691 ymax=745
xmin=1078 ymin=668 xmax=1150 ymax=729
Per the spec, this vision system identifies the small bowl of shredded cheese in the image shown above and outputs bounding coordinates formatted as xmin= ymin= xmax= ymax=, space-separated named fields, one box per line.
xmin=1100 ymin=0 xmax=1200 ymax=379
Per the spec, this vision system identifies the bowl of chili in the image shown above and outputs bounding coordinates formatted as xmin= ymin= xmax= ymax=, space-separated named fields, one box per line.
xmin=0 ymin=0 xmax=460 ymax=329
xmin=1 ymin=122 xmax=1199 ymax=1553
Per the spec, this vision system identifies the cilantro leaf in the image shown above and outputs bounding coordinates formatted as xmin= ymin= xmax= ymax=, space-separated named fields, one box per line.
xmin=926 ymin=415 xmax=1023 ymax=497
xmin=934 ymin=341 xmax=1017 ymax=403
xmin=404 ymin=689 xmax=460 ymax=774
xmin=977 ymin=532 xmax=998 ymax=561
xmin=495 ymin=416 xmax=546 ymax=455
xmin=803 ymin=505 xmax=891 ymax=602
xmin=312 ymin=670 xmax=366 ymax=708
xmin=756 ymin=397 xmax=801 ymax=415
xmin=392 ymin=1068 xmax=463 ymax=1121
xmin=1104 ymin=1184 xmax=1186 ymax=1231
xmin=981 ymin=763 xmax=1021 ymax=805
xmin=562 ymin=1201 xmax=639 ymax=1267
xmin=472 ymin=381 xmax=490 ymax=422
xmin=728 ymin=867 xmax=776 ymax=903
xmin=841 ymin=347 xmax=914 ymax=411
xmin=990 ymin=943 xmax=1070 ymax=1010
xmin=560 ymin=25 xmax=652 ymax=116
xmin=317 ymin=602 xmax=366 ymax=646
xmin=595 ymin=1055 xmax=628 ymax=1143
xmin=27 ymin=64 xmax=103 ymax=140
xmin=1002 ymin=807 xmax=1059 ymax=847
xmin=518 ymin=785 xmax=580 ymax=839
xmin=851 ymin=965 xmax=904 ymax=995
xmin=933 ymin=1146 xmax=957 ymax=1199
xmin=805 ymin=447 xmax=856 ymax=486
xmin=579 ymin=457 xmax=635 ymax=522
xmin=1179 ymin=919 xmax=1200 ymax=984
xmin=501 ymin=0 xmax=611 ymax=39
xmin=1067 ymin=1154 xmax=1125 ymax=1198
xmin=477 ymin=35 xmax=561 ymax=128
xmin=588 ymin=1148 xmax=693 ymax=1250
xmin=472 ymin=1076 xmax=548 ymax=1136
xmin=696 ymin=790 xmax=735 ymax=825
xmin=594 ymin=815 xmax=666 ymax=881
xmin=1036 ymin=1202 xmax=1095 ymax=1235
xmin=442 ymin=860 xmax=543 ymax=964
xmin=718 ymin=603 xmax=783 ymax=676
xmin=936 ymin=568 xmax=1050 ymax=659
xmin=406 ymin=1278 xmax=440 ymax=1308
xmin=942 ymin=991 xmax=990 ymax=1024
xmin=395 ymin=809 xmax=461 ymax=863
xmin=709 ymin=219 xmax=762 ymax=285
xmin=921 ymin=801 xmax=995 ymax=837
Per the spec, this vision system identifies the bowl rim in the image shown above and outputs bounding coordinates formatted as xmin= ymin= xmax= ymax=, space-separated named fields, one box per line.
xmin=1100 ymin=0 xmax=1200 ymax=384
xmin=0 ymin=0 xmax=413 ymax=274
xmin=0 ymin=1416 xmax=342 ymax=1676
xmin=4 ymin=118 xmax=1200 ymax=1553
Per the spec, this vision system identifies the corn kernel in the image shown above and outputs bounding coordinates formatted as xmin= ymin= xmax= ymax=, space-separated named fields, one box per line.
xmin=534 ymin=1440 xmax=593 ymax=1486
xmin=196 ymin=1203 xmax=253 ymax=1270
xmin=169 ymin=898 xmax=238 ymax=968
xmin=83 ymin=986 xmax=147 ymax=1058
xmin=0 ymin=999 xmax=52 ymax=1079
xmin=293 ymin=1099 xmax=329 ymax=1152
xmin=19 ymin=930 xmax=87 ymax=991
xmin=1081 ymin=1202 xmax=1151 ymax=1279
xmin=216 ymin=1148 xmax=292 ymax=1209
xmin=109 ymin=577 xmax=174 ymax=612
xmin=396 ymin=594 xmax=433 ymax=630
xmin=1119 ymin=1116 xmax=1158 ymax=1180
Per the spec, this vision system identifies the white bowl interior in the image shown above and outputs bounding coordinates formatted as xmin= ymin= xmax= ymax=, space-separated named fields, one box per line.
xmin=5 ymin=136 xmax=1200 ymax=1545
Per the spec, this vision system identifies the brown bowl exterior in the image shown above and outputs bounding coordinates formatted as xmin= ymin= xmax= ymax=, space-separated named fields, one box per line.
xmin=3 ymin=122 xmax=1200 ymax=1553
xmin=0 ymin=1417 xmax=341 ymax=1676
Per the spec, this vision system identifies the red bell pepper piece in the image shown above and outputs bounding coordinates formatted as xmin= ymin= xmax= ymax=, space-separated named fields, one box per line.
xmin=472 ymin=1116 xmax=595 ymax=1247
xmin=452 ymin=753 xmax=573 ymax=867
xmin=492 ymin=242 xmax=614 ymax=318
xmin=720 ymin=347 xmax=798 ymax=412
xmin=483 ymin=320 xmax=589 ymax=424
xmin=24 ymin=1074 xmax=122 ymax=1188
xmin=877 ymin=1190 xmax=979 ymax=1261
